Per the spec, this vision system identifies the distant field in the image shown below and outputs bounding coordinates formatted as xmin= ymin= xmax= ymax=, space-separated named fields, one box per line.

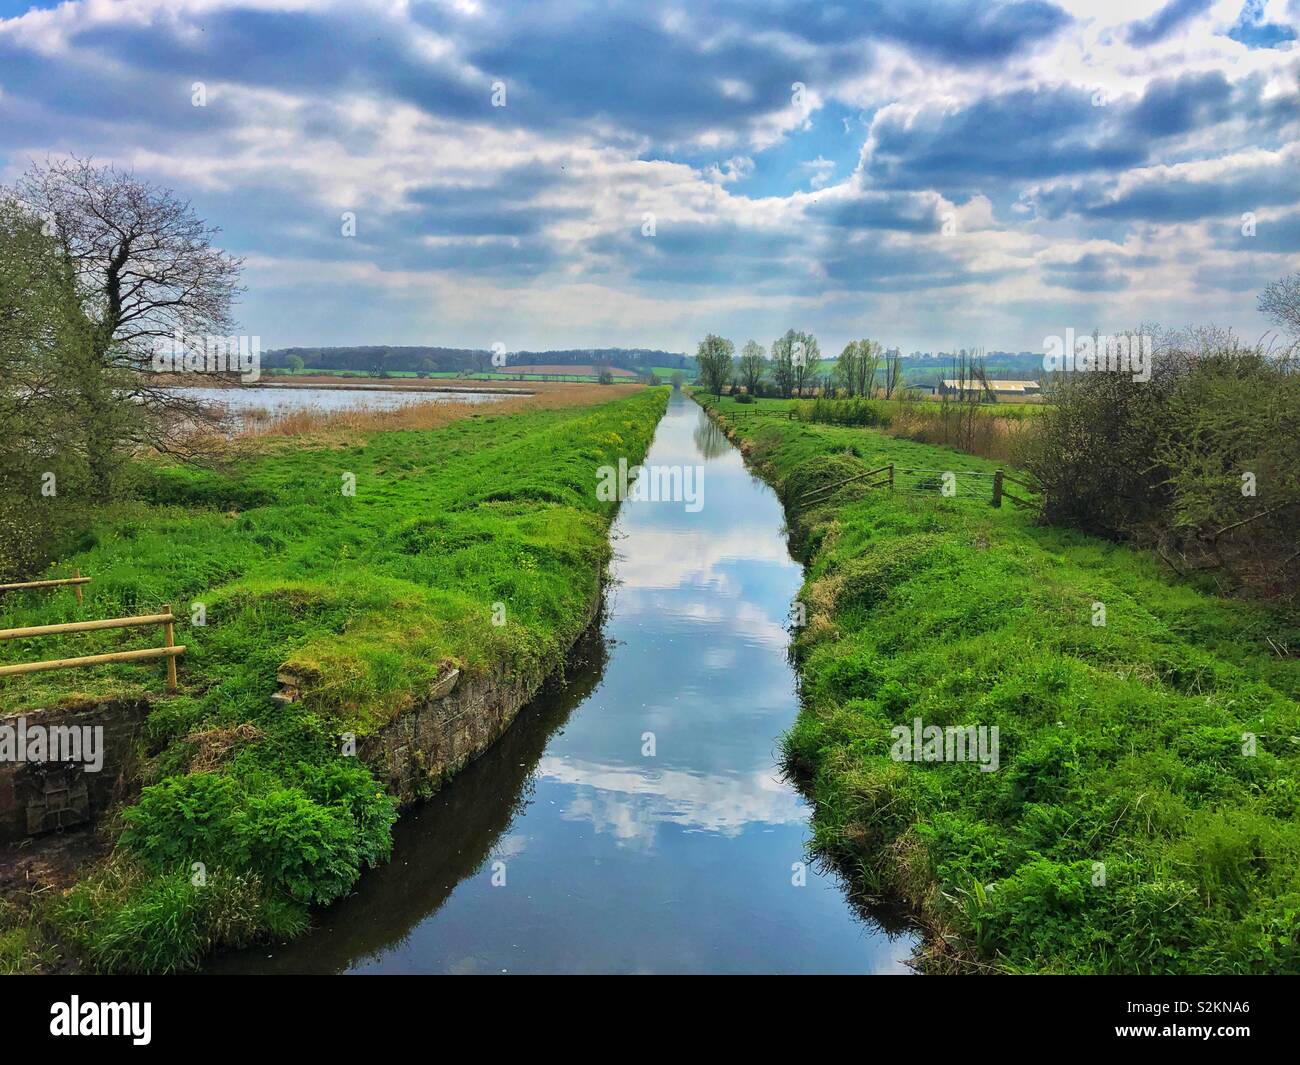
xmin=508 ymin=363 xmax=638 ymax=377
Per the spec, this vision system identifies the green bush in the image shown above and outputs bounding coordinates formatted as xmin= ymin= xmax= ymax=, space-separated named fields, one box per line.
xmin=1026 ymin=333 xmax=1299 ymax=601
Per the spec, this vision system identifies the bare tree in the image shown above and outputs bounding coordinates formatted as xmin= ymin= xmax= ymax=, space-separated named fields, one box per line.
xmin=1259 ymin=273 xmax=1300 ymax=341
xmin=883 ymin=347 xmax=903 ymax=398
xmin=14 ymin=158 xmax=243 ymax=496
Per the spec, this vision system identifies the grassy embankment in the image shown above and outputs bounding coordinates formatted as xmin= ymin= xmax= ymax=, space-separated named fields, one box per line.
xmin=699 ymin=393 xmax=1300 ymax=974
xmin=0 ymin=387 xmax=667 ymax=972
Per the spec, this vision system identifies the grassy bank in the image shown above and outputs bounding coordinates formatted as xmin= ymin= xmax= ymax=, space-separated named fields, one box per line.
xmin=1 ymin=387 xmax=667 ymax=971
xmin=698 ymin=393 xmax=1300 ymax=974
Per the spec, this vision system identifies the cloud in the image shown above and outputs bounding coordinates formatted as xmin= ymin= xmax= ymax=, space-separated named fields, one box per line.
xmin=862 ymin=88 xmax=1146 ymax=193
xmin=0 ymin=0 xmax=1294 ymax=351
xmin=1124 ymin=0 xmax=1214 ymax=46
xmin=1028 ymin=146 xmax=1300 ymax=224
xmin=1042 ymin=250 xmax=1137 ymax=291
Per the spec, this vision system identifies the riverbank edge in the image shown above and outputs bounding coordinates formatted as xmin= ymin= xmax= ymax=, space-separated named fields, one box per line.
xmin=357 ymin=588 xmax=605 ymax=807
xmin=1 ymin=391 xmax=670 ymax=973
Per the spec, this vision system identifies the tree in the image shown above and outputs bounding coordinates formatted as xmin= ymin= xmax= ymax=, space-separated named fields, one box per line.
xmin=1259 ymin=273 xmax=1300 ymax=341
xmin=0 ymin=202 xmax=76 ymax=578
xmin=738 ymin=340 xmax=765 ymax=395
xmin=883 ymin=347 xmax=903 ymax=398
xmin=790 ymin=330 xmax=821 ymax=397
xmin=835 ymin=341 xmax=854 ymax=396
xmin=286 ymin=353 xmax=305 ymax=374
xmin=14 ymin=158 xmax=243 ymax=499
xmin=771 ymin=330 xmax=797 ymax=398
xmin=670 ymin=370 xmax=685 ymax=390
xmin=696 ymin=334 xmax=735 ymax=396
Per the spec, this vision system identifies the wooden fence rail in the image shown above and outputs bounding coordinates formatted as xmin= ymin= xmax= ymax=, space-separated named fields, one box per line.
xmin=712 ymin=403 xmax=1046 ymax=512
xmin=799 ymin=464 xmax=894 ymax=504
xmin=0 ymin=569 xmax=89 ymax=603
xmin=993 ymin=470 xmax=1044 ymax=510
xmin=0 ymin=603 xmax=183 ymax=691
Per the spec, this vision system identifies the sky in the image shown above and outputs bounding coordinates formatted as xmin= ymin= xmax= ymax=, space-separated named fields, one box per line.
xmin=0 ymin=0 xmax=1297 ymax=355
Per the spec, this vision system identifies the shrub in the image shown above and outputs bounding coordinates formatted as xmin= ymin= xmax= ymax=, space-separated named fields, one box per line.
xmin=1025 ymin=331 xmax=1300 ymax=600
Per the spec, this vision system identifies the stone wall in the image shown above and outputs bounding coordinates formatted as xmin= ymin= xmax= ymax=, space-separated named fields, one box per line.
xmin=358 ymin=597 xmax=602 ymax=807
xmin=0 ymin=698 xmax=150 ymax=844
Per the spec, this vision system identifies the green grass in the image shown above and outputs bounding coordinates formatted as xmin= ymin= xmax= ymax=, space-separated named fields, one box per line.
xmin=3 ymin=389 xmax=667 ymax=971
xmin=700 ymin=393 xmax=1300 ymax=974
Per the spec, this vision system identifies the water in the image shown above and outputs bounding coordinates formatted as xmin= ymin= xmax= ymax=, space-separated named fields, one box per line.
xmin=214 ymin=391 xmax=916 ymax=974
xmin=174 ymin=385 xmax=510 ymax=416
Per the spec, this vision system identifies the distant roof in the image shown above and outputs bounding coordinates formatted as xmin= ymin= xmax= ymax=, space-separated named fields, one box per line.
xmin=940 ymin=379 xmax=1040 ymax=391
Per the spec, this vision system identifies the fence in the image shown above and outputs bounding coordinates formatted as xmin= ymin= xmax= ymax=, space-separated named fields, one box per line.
xmin=721 ymin=407 xmax=796 ymax=421
xmin=0 ymin=569 xmax=90 ymax=603
xmin=707 ymin=400 xmax=1046 ymax=510
xmin=0 ymin=603 xmax=184 ymax=692
xmin=797 ymin=464 xmax=1044 ymax=510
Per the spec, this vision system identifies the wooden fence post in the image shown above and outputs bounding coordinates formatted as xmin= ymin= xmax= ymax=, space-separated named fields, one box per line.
xmin=888 ymin=464 xmax=895 ymax=490
xmin=72 ymin=568 xmax=83 ymax=604
xmin=992 ymin=470 xmax=1003 ymax=508
xmin=163 ymin=602 xmax=178 ymax=692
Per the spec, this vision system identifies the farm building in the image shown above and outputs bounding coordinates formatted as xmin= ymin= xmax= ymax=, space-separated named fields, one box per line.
xmin=935 ymin=378 xmax=1042 ymax=400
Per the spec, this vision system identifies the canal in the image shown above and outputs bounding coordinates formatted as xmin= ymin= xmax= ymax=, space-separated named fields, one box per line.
xmin=214 ymin=390 xmax=916 ymax=973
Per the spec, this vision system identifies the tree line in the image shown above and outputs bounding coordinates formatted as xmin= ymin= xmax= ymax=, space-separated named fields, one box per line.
xmin=694 ymin=330 xmax=904 ymax=399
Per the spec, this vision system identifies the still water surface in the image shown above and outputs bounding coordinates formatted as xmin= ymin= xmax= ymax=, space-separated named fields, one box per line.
xmin=177 ymin=385 xmax=509 ymax=416
xmin=214 ymin=391 xmax=916 ymax=973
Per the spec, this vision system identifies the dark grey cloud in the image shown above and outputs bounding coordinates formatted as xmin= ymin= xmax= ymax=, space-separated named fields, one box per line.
xmin=864 ymin=70 xmax=1298 ymax=199
xmin=705 ymin=0 xmax=1071 ymax=62
xmin=1032 ymin=159 xmax=1299 ymax=224
xmin=819 ymin=238 xmax=1020 ymax=291
xmin=1125 ymin=69 xmax=1300 ymax=140
xmin=804 ymin=190 xmax=944 ymax=233
xmin=1125 ymin=0 xmax=1214 ymax=46
xmin=588 ymin=221 xmax=803 ymax=288
xmin=864 ymin=87 xmax=1144 ymax=193
xmin=1042 ymin=251 xmax=1133 ymax=291
xmin=1212 ymin=209 xmax=1300 ymax=253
